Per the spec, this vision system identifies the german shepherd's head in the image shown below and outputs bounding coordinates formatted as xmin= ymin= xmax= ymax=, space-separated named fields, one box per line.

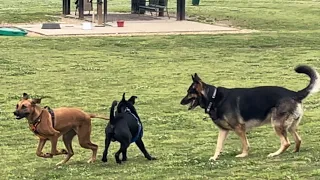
xmin=180 ymin=73 xmax=215 ymax=110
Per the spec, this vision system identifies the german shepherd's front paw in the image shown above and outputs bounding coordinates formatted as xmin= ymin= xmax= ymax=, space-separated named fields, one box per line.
xmin=209 ymin=156 xmax=218 ymax=161
xmin=235 ymin=153 xmax=248 ymax=158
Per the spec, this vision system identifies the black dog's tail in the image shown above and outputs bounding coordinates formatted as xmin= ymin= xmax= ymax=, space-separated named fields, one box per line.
xmin=110 ymin=100 xmax=118 ymax=124
xmin=295 ymin=65 xmax=320 ymax=101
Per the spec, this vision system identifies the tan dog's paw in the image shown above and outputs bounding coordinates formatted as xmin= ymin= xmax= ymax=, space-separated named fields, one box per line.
xmin=87 ymin=158 xmax=96 ymax=163
xmin=235 ymin=153 xmax=248 ymax=158
xmin=60 ymin=149 xmax=68 ymax=154
xmin=267 ymin=152 xmax=279 ymax=157
xmin=56 ymin=160 xmax=65 ymax=166
xmin=43 ymin=153 xmax=53 ymax=158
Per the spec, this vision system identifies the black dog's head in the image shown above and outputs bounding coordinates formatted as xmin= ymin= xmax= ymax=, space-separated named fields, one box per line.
xmin=13 ymin=93 xmax=42 ymax=120
xmin=117 ymin=93 xmax=138 ymax=114
xmin=180 ymin=73 xmax=213 ymax=110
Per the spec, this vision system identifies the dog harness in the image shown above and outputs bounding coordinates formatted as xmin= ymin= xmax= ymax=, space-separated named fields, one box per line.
xmin=124 ymin=107 xmax=143 ymax=143
xmin=29 ymin=106 xmax=55 ymax=139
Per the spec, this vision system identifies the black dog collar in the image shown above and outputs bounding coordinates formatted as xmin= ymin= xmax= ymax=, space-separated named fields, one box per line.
xmin=205 ymin=87 xmax=217 ymax=113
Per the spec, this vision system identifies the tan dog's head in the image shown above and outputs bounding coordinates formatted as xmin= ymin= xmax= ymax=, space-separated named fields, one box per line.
xmin=13 ymin=93 xmax=42 ymax=120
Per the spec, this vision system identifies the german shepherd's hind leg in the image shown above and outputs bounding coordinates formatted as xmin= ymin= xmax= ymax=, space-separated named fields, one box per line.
xmin=289 ymin=127 xmax=302 ymax=152
xmin=234 ymin=125 xmax=250 ymax=158
xmin=56 ymin=130 xmax=77 ymax=166
xmin=268 ymin=98 xmax=301 ymax=157
xmin=288 ymin=113 xmax=303 ymax=152
xmin=289 ymin=103 xmax=303 ymax=153
xmin=268 ymin=125 xmax=290 ymax=157
xmin=209 ymin=129 xmax=229 ymax=161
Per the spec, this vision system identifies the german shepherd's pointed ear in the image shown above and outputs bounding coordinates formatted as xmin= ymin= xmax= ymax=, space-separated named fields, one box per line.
xmin=31 ymin=98 xmax=42 ymax=105
xmin=128 ymin=96 xmax=138 ymax=105
xmin=122 ymin=93 xmax=126 ymax=101
xmin=22 ymin=93 xmax=29 ymax=100
xmin=193 ymin=73 xmax=202 ymax=83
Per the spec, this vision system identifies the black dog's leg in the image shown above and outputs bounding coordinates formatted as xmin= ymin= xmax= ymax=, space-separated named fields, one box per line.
xmin=122 ymin=148 xmax=128 ymax=161
xmin=101 ymin=134 xmax=112 ymax=162
xmin=115 ymin=143 xmax=129 ymax=164
xmin=135 ymin=138 xmax=156 ymax=160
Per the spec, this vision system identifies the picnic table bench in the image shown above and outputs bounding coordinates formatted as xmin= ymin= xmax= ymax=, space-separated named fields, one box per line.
xmin=138 ymin=0 xmax=170 ymax=18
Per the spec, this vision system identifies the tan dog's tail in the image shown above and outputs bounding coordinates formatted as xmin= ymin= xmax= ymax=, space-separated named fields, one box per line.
xmin=89 ymin=114 xmax=110 ymax=120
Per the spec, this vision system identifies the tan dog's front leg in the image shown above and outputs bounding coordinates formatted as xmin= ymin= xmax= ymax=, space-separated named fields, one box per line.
xmin=36 ymin=138 xmax=52 ymax=158
xmin=49 ymin=133 xmax=67 ymax=156
xmin=209 ymin=129 xmax=229 ymax=161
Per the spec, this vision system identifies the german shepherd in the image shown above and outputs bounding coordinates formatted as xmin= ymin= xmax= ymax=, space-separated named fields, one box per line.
xmin=180 ymin=65 xmax=320 ymax=161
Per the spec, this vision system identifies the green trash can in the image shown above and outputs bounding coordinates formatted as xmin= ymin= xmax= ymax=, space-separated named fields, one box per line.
xmin=192 ymin=0 xmax=200 ymax=6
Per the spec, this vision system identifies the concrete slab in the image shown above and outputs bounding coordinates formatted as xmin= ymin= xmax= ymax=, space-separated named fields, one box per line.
xmin=16 ymin=19 xmax=243 ymax=36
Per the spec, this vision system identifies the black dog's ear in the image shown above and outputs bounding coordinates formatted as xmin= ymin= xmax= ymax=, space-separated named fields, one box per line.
xmin=112 ymin=100 xmax=118 ymax=106
xmin=128 ymin=96 xmax=138 ymax=105
xmin=193 ymin=73 xmax=202 ymax=83
xmin=22 ymin=93 xmax=29 ymax=100
xmin=191 ymin=74 xmax=195 ymax=82
xmin=31 ymin=98 xmax=42 ymax=105
xmin=122 ymin=93 xmax=126 ymax=101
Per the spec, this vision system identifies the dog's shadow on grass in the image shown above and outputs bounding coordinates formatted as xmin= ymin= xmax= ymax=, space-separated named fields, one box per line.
xmin=34 ymin=156 xmax=159 ymax=172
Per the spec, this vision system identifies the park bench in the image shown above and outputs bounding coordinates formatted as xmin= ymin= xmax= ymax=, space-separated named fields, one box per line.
xmin=138 ymin=0 xmax=170 ymax=19
xmin=75 ymin=0 xmax=93 ymax=15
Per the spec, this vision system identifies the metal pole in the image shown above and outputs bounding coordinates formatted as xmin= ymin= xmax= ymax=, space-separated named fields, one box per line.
xmin=67 ymin=0 xmax=70 ymax=14
xmin=176 ymin=0 xmax=185 ymax=20
xmin=79 ymin=0 xmax=84 ymax=19
xmin=104 ymin=0 xmax=107 ymax=26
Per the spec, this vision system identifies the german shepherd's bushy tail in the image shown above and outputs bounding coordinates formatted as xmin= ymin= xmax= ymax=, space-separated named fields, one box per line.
xmin=295 ymin=65 xmax=320 ymax=100
xmin=109 ymin=100 xmax=118 ymax=125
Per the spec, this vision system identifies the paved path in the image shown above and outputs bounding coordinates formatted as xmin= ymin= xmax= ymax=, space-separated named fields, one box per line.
xmin=14 ymin=14 xmax=257 ymax=37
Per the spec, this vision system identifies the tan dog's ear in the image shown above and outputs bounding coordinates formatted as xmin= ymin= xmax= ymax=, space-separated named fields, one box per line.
xmin=31 ymin=98 xmax=42 ymax=105
xmin=22 ymin=93 xmax=29 ymax=100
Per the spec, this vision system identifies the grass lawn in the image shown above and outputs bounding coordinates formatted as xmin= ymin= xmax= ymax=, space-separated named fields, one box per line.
xmin=1 ymin=0 xmax=320 ymax=180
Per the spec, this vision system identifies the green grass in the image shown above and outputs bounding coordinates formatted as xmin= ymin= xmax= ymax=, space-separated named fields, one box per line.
xmin=1 ymin=0 xmax=320 ymax=179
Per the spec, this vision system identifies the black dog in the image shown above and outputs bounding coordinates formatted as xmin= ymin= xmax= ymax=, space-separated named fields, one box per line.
xmin=180 ymin=65 xmax=320 ymax=161
xmin=102 ymin=93 xmax=156 ymax=164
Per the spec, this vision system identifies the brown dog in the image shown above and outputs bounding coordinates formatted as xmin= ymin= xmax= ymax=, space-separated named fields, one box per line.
xmin=13 ymin=93 xmax=109 ymax=165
